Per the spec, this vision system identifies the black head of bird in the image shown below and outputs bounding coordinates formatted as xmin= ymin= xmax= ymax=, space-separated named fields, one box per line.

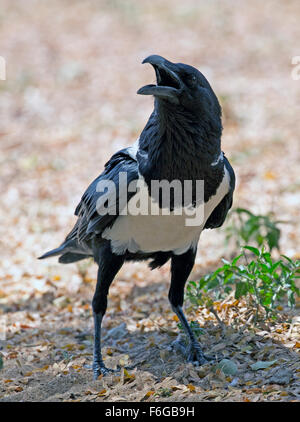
xmin=137 ymin=54 xmax=222 ymax=136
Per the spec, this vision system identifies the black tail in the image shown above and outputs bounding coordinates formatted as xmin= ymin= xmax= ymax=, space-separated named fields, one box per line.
xmin=38 ymin=244 xmax=67 ymax=260
xmin=38 ymin=239 xmax=89 ymax=264
xmin=58 ymin=252 xmax=87 ymax=264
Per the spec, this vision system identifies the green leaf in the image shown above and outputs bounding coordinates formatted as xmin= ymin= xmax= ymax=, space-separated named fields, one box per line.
xmin=235 ymin=208 xmax=254 ymax=217
xmin=243 ymin=246 xmax=260 ymax=256
xmin=262 ymin=252 xmax=272 ymax=264
xmin=232 ymin=254 xmax=243 ymax=266
xmin=250 ymin=360 xmax=277 ymax=371
xmin=235 ymin=281 xmax=249 ymax=299
xmin=271 ymin=261 xmax=282 ymax=273
xmin=0 ymin=355 xmax=3 ymax=370
xmin=266 ymin=227 xmax=280 ymax=250
xmin=225 ymin=208 xmax=281 ymax=252
xmin=281 ymin=255 xmax=294 ymax=265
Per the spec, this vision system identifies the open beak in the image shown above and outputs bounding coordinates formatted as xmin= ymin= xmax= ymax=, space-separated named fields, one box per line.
xmin=137 ymin=55 xmax=183 ymax=103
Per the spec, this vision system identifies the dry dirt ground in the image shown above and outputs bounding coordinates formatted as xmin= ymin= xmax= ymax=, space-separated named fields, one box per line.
xmin=0 ymin=0 xmax=299 ymax=402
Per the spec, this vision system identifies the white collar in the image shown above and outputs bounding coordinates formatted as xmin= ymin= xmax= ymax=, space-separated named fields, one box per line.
xmin=211 ymin=151 xmax=224 ymax=167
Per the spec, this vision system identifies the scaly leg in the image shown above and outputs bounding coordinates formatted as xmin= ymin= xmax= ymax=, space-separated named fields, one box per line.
xmin=92 ymin=243 xmax=124 ymax=379
xmin=169 ymin=249 xmax=214 ymax=365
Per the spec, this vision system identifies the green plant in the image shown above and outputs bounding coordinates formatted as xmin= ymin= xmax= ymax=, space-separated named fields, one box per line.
xmin=177 ymin=320 xmax=205 ymax=336
xmin=186 ymin=247 xmax=300 ymax=321
xmin=154 ymin=387 xmax=173 ymax=398
xmin=225 ymin=208 xmax=281 ymax=251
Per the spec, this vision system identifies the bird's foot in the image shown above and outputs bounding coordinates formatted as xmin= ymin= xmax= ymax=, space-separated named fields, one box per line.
xmin=93 ymin=361 xmax=117 ymax=380
xmin=171 ymin=335 xmax=215 ymax=366
xmin=186 ymin=342 xmax=215 ymax=366
xmin=93 ymin=361 xmax=136 ymax=379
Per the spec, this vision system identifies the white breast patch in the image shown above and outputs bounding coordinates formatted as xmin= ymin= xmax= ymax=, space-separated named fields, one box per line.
xmin=102 ymin=168 xmax=230 ymax=255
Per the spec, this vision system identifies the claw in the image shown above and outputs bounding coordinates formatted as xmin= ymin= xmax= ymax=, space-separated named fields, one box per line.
xmin=202 ymin=354 xmax=216 ymax=363
xmin=93 ymin=362 xmax=117 ymax=380
xmin=93 ymin=362 xmax=137 ymax=379
xmin=186 ymin=342 xmax=208 ymax=366
xmin=171 ymin=335 xmax=216 ymax=366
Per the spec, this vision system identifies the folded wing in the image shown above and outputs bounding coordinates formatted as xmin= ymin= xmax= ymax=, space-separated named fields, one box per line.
xmin=204 ymin=156 xmax=235 ymax=229
xmin=39 ymin=147 xmax=139 ymax=262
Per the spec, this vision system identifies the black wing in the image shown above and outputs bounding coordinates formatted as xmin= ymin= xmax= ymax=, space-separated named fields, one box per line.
xmin=39 ymin=147 xmax=139 ymax=261
xmin=204 ymin=156 xmax=235 ymax=230
xmin=66 ymin=148 xmax=139 ymax=244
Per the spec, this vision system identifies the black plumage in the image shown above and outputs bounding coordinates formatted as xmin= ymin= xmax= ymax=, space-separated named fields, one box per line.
xmin=39 ymin=55 xmax=235 ymax=378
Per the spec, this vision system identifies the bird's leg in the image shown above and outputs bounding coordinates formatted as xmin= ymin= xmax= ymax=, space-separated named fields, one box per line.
xmin=93 ymin=312 xmax=110 ymax=378
xmin=92 ymin=243 xmax=124 ymax=380
xmin=171 ymin=304 xmax=212 ymax=365
xmin=169 ymin=249 xmax=214 ymax=366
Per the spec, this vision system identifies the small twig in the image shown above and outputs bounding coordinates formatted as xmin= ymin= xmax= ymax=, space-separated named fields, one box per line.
xmin=286 ymin=322 xmax=294 ymax=339
xmin=243 ymin=249 xmax=250 ymax=266
xmin=209 ymin=306 xmax=226 ymax=334
xmin=239 ymin=313 xmax=254 ymax=333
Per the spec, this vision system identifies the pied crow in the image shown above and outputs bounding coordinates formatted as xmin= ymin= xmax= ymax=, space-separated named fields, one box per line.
xmin=39 ymin=55 xmax=235 ymax=379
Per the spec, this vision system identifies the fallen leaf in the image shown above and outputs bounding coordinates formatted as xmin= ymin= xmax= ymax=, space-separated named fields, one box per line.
xmin=250 ymin=360 xmax=277 ymax=371
xmin=211 ymin=343 xmax=227 ymax=352
xmin=7 ymin=352 xmax=18 ymax=359
xmin=186 ymin=384 xmax=196 ymax=392
xmin=124 ymin=368 xmax=135 ymax=383
xmin=246 ymin=388 xmax=262 ymax=394
xmin=72 ymin=365 xmax=81 ymax=370
xmin=280 ymin=391 xmax=289 ymax=397
xmin=83 ymin=276 xmax=94 ymax=285
xmin=294 ymin=342 xmax=300 ymax=349
xmin=264 ymin=171 xmax=276 ymax=180
xmin=119 ymin=354 xmax=130 ymax=367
